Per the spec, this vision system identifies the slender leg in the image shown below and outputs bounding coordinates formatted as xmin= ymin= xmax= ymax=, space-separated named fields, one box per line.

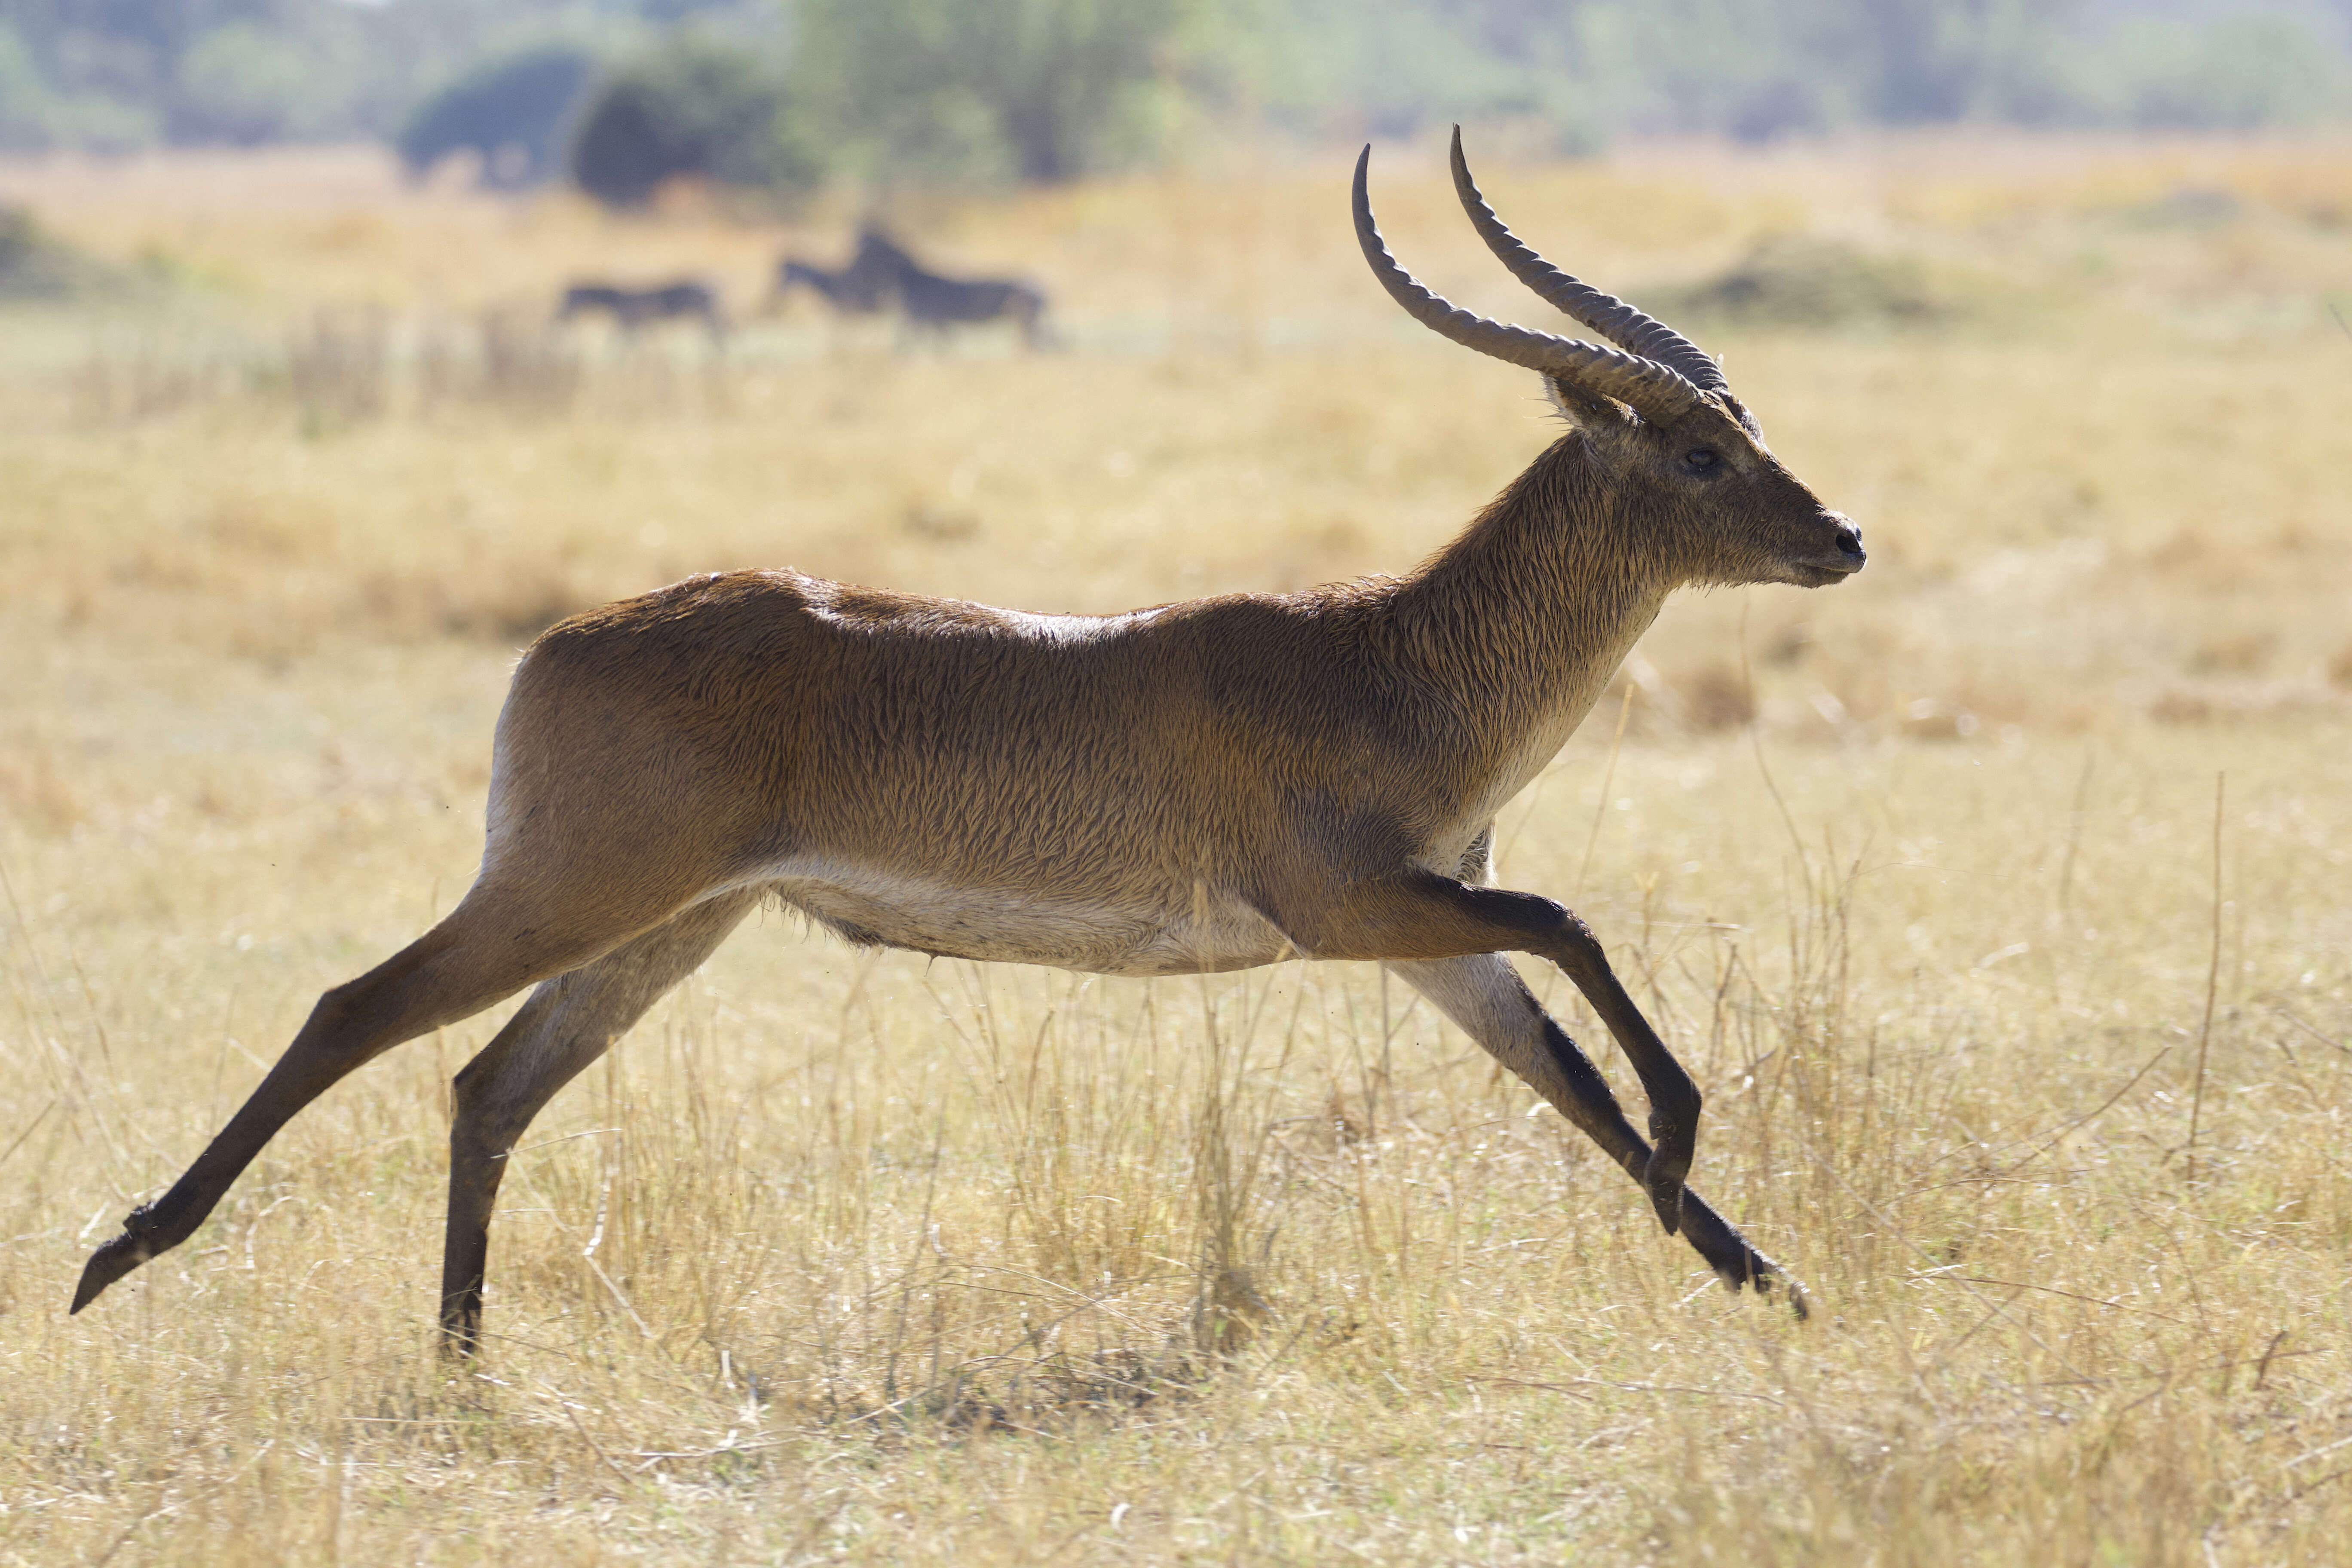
xmin=440 ymin=889 xmax=757 ymax=1353
xmin=70 ymin=879 xmax=703 ymax=1317
xmin=1285 ymin=870 xmax=1705 ymax=1236
xmin=1388 ymin=952 xmax=1803 ymax=1313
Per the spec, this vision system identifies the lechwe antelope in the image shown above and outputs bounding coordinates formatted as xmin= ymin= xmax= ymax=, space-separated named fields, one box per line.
xmin=75 ymin=132 xmax=1863 ymax=1348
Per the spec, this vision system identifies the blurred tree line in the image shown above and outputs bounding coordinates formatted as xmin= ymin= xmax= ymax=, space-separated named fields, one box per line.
xmin=0 ymin=0 xmax=656 ymax=151
xmin=2 ymin=0 xmax=2349 ymax=195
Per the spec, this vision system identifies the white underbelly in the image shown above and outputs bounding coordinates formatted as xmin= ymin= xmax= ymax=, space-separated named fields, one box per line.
xmin=753 ymin=858 xmax=1294 ymax=977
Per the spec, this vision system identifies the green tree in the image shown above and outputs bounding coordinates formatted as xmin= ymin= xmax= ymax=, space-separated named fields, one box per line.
xmin=398 ymin=43 xmax=602 ymax=189
xmin=568 ymin=32 xmax=820 ymax=205
xmin=2117 ymin=13 xmax=2350 ymax=129
xmin=0 ymin=23 xmax=59 ymax=148
xmin=792 ymin=0 xmax=1197 ymax=184
xmin=175 ymin=21 xmax=319 ymax=143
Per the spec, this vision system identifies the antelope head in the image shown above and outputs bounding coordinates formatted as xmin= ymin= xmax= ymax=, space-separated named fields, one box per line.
xmin=1356 ymin=130 xmax=1867 ymax=593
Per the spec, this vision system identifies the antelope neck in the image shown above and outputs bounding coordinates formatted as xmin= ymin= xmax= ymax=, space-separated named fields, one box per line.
xmin=1381 ymin=435 xmax=1672 ymax=744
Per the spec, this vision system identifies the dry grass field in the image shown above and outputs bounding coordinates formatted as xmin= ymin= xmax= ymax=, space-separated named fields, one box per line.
xmin=2 ymin=132 xmax=2350 ymax=1564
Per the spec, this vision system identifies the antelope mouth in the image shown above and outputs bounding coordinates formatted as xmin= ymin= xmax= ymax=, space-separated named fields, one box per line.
xmin=1787 ymin=522 xmax=1866 ymax=585
xmin=1786 ymin=549 xmax=1866 ymax=587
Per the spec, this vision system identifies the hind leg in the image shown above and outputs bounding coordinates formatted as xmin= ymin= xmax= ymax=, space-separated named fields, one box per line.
xmin=71 ymin=873 xmax=718 ymax=1317
xmin=439 ymin=888 xmax=758 ymax=1351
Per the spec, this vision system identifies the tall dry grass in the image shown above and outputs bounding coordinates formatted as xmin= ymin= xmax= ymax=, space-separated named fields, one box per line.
xmin=1 ymin=133 xmax=2349 ymax=1563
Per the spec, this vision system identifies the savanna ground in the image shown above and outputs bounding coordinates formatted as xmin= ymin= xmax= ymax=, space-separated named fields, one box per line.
xmin=1 ymin=131 xmax=2349 ymax=1564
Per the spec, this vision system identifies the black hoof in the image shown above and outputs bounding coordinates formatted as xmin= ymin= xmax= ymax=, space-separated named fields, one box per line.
xmin=438 ymin=1312 xmax=484 ymax=1359
xmin=1667 ymin=1190 xmax=1808 ymax=1321
xmin=1723 ymin=1251 xmax=1810 ymax=1321
xmin=71 ymin=1228 xmax=155 ymax=1314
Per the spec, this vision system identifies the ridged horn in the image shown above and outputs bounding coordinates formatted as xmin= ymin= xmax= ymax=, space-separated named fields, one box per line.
xmin=1446 ymin=126 xmax=1730 ymax=399
xmin=1352 ymin=145 xmax=1701 ymax=423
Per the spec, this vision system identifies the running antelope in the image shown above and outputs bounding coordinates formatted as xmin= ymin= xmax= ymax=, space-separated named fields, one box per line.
xmin=75 ymin=132 xmax=1862 ymax=1348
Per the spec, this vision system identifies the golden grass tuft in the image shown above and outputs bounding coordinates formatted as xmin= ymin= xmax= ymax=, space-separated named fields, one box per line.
xmin=0 ymin=132 xmax=2348 ymax=1563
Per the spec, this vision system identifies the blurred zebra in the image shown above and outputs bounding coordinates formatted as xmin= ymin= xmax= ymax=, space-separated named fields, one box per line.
xmin=555 ymin=280 xmax=726 ymax=343
xmin=858 ymin=230 xmax=1049 ymax=348
xmin=771 ymin=254 xmax=894 ymax=315
xmin=774 ymin=230 xmax=1050 ymax=348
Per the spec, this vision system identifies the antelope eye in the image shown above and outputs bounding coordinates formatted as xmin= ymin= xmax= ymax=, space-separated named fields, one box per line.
xmin=1684 ymin=448 xmax=1721 ymax=473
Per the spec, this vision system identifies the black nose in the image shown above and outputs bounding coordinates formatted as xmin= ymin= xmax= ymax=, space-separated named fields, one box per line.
xmin=1833 ymin=522 xmax=1865 ymax=561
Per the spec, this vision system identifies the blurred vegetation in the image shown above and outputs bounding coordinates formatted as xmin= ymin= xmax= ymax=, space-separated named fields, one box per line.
xmin=0 ymin=0 xmax=2349 ymax=196
xmin=1246 ymin=0 xmax=2352 ymax=145
xmin=569 ymin=31 xmax=817 ymax=204
xmin=396 ymin=42 xmax=602 ymax=190
xmin=1650 ymin=235 xmax=1960 ymax=328
xmin=0 ymin=204 xmax=112 ymax=296
xmin=0 ymin=0 xmax=626 ymax=150
xmin=789 ymin=0 xmax=1197 ymax=183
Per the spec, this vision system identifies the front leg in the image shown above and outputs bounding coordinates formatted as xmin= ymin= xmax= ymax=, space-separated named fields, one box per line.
xmin=1294 ymin=869 xmax=1704 ymax=1233
xmin=1387 ymin=952 xmax=1803 ymax=1313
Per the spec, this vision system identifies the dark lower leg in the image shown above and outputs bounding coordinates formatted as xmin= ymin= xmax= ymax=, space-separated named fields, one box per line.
xmin=1535 ymin=1016 xmax=1801 ymax=1312
xmin=73 ymin=935 xmax=485 ymax=1313
xmin=438 ymin=891 xmax=756 ymax=1353
xmin=71 ymin=897 xmax=635 ymax=1317
xmin=1537 ymin=926 xmax=1701 ymax=1233
xmin=438 ymin=989 xmax=586 ymax=1352
xmin=440 ymin=1136 xmax=516 ymax=1352
xmin=1302 ymin=873 xmax=1704 ymax=1230
xmin=1384 ymin=955 xmax=1803 ymax=1315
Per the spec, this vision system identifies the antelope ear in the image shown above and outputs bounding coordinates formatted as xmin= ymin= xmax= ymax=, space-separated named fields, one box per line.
xmin=1544 ymin=373 xmax=1639 ymax=431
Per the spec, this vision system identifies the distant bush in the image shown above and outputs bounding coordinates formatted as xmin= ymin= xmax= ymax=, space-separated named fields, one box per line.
xmin=0 ymin=21 xmax=154 ymax=151
xmin=568 ymin=34 xmax=818 ymax=206
xmin=792 ymin=0 xmax=1193 ymax=184
xmin=4 ymin=0 xmax=2352 ymax=167
xmin=1650 ymin=236 xmax=1959 ymax=329
xmin=0 ymin=25 xmax=55 ymax=149
xmin=2115 ymin=15 xmax=2351 ymax=130
xmin=398 ymin=44 xmax=602 ymax=190
xmin=0 ymin=207 xmax=116 ymax=299
xmin=174 ymin=22 xmax=323 ymax=144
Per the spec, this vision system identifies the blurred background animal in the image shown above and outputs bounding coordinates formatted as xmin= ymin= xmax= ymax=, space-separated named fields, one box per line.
xmin=554 ymin=279 xmax=727 ymax=343
xmin=859 ymin=229 xmax=1050 ymax=348
xmin=774 ymin=229 xmax=1049 ymax=347
xmin=769 ymin=239 xmax=897 ymax=317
